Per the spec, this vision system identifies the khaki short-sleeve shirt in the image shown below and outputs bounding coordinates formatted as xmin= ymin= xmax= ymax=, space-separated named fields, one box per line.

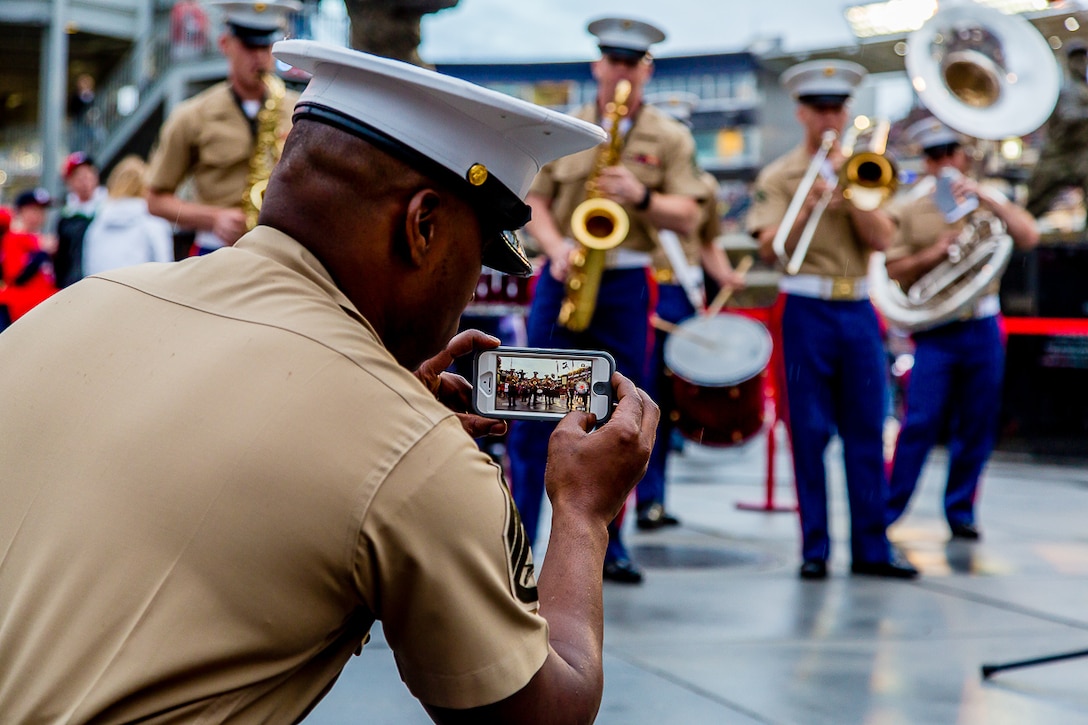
xmin=746 ymin=144 xmax=871 ymax=279
xmin=0 ymin=228 xmax=548 ymax=722
xmin=884 ymin=176 xmax=1002 ymax=295
xmin=147 ymin=81 xmax=297 ymax=208
xmin=530 ymin=103 xmax=708 ymax=253
xmin=652 ymin=171 xmax=720 ymax=271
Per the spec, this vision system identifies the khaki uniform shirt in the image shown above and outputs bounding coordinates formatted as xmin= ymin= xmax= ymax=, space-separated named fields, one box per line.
xmin=652 ymin=171 xmax=721 ymax=272
xmin=747 ymin=144 xmax=870 ymax=279
xmin=147 ymin=81 xmax=297 ymax=209
xmin=530 ymin=103 xmax=707 ymax=253
xmin=885 ymin=176 xmax=1001 ymax=295
xmin=0 ymin=228 xmax=548 ymax=722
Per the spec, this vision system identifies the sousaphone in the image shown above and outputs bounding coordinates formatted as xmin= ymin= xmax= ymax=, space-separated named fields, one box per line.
xmin=869 ymin=0 xmax=1060 ymax=332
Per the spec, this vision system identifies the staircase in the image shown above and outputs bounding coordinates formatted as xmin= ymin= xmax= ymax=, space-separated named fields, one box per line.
xmin=0 ymin=0 xmax=348 ymax=199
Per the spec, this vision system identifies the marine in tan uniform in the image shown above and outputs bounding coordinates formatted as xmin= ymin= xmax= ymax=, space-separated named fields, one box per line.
xmin=884 ymin=117 xmax=1039 ymax=542
xmin=0 ymin=41 xmax=659 ymax=723
xmin=147 ymin=0 xmax=300 ymax=254
xmin=747 ymin=60 xmax=915 ymax=581
xmin=507 ymin=16 xmax=705 ymax=585
xmin=638 ymin=90 xmax=747 ymax=528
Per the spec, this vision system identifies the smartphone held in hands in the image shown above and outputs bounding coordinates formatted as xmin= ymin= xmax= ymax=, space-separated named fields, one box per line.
xmin=473 ymin=347 xmax=615 ymax=422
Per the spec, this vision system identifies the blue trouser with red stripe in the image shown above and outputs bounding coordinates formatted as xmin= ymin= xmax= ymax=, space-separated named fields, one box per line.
xmin=637 ymin=283 xmax=696 ymax=509
xmin=781 ymin=294 xmax=892 ymax=565
xmin=507 ymin=265 xmax=654 ymax=552
xmin=887 ymin=316 xmax=1004 ymax=528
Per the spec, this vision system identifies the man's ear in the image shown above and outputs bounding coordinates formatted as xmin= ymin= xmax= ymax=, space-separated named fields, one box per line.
xmin=402 ymin=188 xmax=441 ymax=268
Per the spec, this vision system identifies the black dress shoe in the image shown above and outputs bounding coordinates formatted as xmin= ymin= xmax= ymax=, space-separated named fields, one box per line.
xmin=850 ymin=555 xmax=919 ymax=579
xmin=636 ymin=502 xmax=680 ymax=530
xmin=603 ymin=558 xmax=644 ymax=584
xmin=950 ymin=522 xmax=981 ymax=540
xmin=799 ymin=560 xmax=828 ymax=580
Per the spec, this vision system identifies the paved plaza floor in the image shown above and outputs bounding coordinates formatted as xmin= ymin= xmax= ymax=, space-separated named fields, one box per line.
xmin=305 ymin=425 xmax=1088 ymax=724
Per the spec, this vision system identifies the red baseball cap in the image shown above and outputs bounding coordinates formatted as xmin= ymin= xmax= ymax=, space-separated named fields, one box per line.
xmin=62 ymin=151 xmax=96 ymax=179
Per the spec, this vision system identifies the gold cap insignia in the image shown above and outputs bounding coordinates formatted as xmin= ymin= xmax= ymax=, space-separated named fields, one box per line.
xmin=468 ymin=163 xmax=489 ymax=186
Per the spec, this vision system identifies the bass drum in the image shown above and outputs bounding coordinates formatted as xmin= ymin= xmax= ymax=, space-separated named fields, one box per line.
xmin=664 ymin=313 xmax=773 ymax=446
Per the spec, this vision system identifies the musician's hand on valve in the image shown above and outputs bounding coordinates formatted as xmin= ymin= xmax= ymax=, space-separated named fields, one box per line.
xmin=935 ymin=229 xmax=959 ymax=262
xmin=596 ymin=165 xmax=644 ymax=206
xmin=547 ymin=239 xmax=576 ymax=282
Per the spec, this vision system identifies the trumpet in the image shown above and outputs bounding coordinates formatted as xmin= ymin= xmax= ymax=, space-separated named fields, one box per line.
xmin=772 ymin=118 xmax=897 ymax=276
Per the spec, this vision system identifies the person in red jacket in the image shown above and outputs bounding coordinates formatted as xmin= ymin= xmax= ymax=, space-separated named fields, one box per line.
xmin=1 ymin=188 xmax=59 ymax=324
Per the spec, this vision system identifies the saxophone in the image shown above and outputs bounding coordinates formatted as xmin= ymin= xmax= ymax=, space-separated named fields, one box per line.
xmin=557 ymin=79 xmax=633 ymax=332
xmin=242 ymin=73 xmax=287 ymax=231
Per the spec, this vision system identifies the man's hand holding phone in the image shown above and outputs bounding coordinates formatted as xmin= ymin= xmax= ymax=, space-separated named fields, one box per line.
xmin=414 ymin=329 xmax=508 ymax=439
xmin=545 ymin=373 xmax=659 ymax=524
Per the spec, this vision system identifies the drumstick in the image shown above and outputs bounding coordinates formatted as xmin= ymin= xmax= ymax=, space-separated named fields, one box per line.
xmin=705 ymin=255 xmax=754 ymax=317
xmin=650 ymin=314 xmax=718 ymax=349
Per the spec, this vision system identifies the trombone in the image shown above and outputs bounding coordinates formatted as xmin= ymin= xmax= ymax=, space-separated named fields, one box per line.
xmin=772 ymin=117 xmax=898 ymax=275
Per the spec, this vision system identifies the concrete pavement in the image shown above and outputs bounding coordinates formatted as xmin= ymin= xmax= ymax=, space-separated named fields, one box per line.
xmin=305 ymin=425 xmax=1088 ymax=724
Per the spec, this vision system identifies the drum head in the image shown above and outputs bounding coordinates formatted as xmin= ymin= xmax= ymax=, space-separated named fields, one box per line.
xmin=664 ymin=314 xmax=772 ymax=387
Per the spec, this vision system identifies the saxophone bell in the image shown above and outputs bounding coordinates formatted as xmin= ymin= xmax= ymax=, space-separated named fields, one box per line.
xmin=558 ymin=79 xmax=633 ymax=332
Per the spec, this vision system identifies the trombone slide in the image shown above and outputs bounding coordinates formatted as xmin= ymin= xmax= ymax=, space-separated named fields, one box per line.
xmin=771 ymin=130 xmax=836 ymax=271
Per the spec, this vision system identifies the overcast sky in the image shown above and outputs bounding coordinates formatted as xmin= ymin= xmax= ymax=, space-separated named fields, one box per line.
xmin=417 ymin=0 xmax=860 ymax=63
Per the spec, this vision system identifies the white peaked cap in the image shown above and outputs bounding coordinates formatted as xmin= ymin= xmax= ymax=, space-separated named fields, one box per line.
xmin=274 ymin=41 xmax=607 ymax=275
xmin=276 ymin=40 xmax=603 ymax=204
xmin=906 ymin=116 xmax=962 ymax=151
xmin=212 ymin=1 xmax=300 ymax=32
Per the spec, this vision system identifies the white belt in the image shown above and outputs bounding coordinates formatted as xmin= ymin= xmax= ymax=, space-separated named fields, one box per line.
xmin=967 ymin=293 xmax=1000 ymax=320
xmin=603 ymin=248 xmax=653 ymax=270
xmin=195 ymin=230 xmax=227 ymax=251
xmin=779 ymin=274 xmax=870 ymax=301
xmin=654 ymin=264 xmax=704 ymax=287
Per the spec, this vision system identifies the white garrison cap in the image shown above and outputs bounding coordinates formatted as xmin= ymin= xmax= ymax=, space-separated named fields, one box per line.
xmin=213 ymin=1 xmax=299 ymax=46
xmin=906 ymin=116 xmax=962 ymax=152
xmin=588 ymin=17 xmax=666 ymax=61
xmin=273 ymin=40 xmax=607 ymax=276
xmin=781 ymin=59 xmax=867 ymax=105
xmin=646 ymin=91 xmax=700 ymax=124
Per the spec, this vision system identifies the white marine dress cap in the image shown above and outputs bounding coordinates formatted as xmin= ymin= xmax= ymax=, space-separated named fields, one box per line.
xmin=781 ymin=59 xmax=867 ymax=105
xmin=212 ymin=0 xmax=300 ymax=45
xmin=273 ymin=39 xmax=607 ymax=276
xmin=587 ymin=17 xmax=666 ymax=61
xmin=906 ymin=116 xmax=962 ymax=152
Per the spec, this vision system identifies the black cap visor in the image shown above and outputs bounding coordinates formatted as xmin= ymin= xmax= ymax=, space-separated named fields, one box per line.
xmin=798 ymin=94 xmax=849 ymax=109
xmin=599 ymin=45 xmax=647 ymax=63
xmin=295 ymin=103 xmax=533 ymax=276
xmin=229 ymin=22 xmax=279 ymax=48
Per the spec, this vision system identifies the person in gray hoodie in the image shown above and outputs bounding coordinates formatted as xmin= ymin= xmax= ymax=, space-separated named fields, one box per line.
xmin=82 ymin=156 xmax=175 ymax=277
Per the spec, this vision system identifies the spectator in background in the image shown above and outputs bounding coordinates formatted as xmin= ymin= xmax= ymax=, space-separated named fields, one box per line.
xmin=68 ymin=74 xmax=99 ymax=151
xmin=171 ymin=0 xmax=212 ymax=60
xmin=83 ymin=156 xmax=175 ymax=277
xmin=1 ymin=188 xmax=58 ymax=324
xmin=54 ymin=152 xmax=108 ymax=288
